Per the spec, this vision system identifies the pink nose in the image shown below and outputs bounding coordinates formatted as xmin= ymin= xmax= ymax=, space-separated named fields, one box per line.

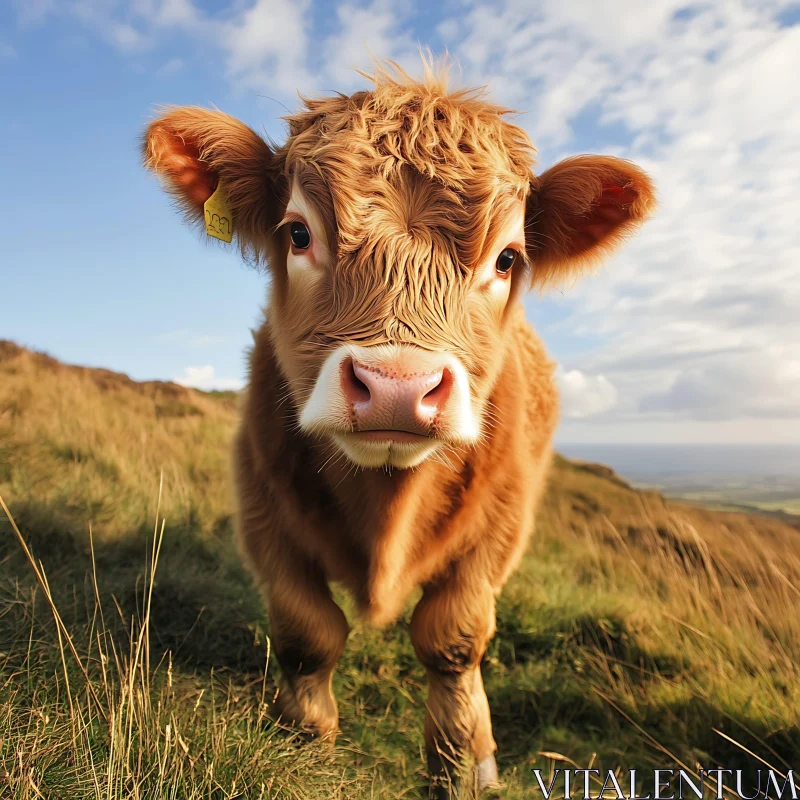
xmin=341 ymin=358 xmax=453 ymax=435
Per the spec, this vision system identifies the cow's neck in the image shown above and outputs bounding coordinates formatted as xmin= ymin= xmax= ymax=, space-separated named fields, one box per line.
xmin=311 ymin=434 xmax=476 ymax=624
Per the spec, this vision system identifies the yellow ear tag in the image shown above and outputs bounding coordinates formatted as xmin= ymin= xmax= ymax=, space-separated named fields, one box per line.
xmin=204 ymin=182 xmax=233 ymax=243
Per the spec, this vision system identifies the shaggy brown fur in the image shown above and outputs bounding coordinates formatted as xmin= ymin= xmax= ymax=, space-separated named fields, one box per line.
xmin=143 ymin=61 xmax=655 ymax=798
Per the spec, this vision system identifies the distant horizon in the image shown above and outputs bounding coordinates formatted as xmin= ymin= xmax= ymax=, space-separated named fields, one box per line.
xmin=558 ymin=442 xmax=800 ymax=495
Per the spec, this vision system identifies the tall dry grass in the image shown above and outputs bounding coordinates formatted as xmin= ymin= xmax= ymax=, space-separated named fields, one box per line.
xmin=1 ymin=485 xmax=384 ymax=800
xmin=0 ymin=341 xmax=235 ymax=540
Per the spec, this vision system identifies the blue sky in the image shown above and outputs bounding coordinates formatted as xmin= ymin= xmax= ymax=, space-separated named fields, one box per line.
xmin=3 ymin=0 xmax=800 ymax=443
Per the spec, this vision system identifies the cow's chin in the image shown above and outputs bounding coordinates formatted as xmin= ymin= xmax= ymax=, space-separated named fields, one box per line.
xmin=332 ymin=432 xmax=442 ymax=469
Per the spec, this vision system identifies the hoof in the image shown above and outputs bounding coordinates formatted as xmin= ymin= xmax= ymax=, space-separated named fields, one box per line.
xmin=477 ymin=755 xmax=501 ymax=794
xmin=428 ymin=754 xmax=501 ymax=798
xmin=273 ymin=680 xmax=338 ymax=742
xmin=429 ymin=776 xmax=458 ymax=800
xmin=427 ymin=754 xmax=460 ymax=800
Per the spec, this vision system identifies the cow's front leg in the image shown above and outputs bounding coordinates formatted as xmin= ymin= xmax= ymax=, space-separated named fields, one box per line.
xmin=266 ymin=559 xmax=349 ymax=737
xmin=410 ymin=564 xmax=500 ymax=799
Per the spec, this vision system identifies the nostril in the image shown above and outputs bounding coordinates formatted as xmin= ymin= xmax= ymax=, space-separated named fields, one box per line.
xmin=341 ymin=358 xmax=371 ymax=404
xmin=421 ymin=368 xmax=453 ymax=410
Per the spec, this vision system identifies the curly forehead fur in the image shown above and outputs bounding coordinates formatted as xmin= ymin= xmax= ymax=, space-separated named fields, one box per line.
xmin=266 ymin=62 xmax=538 ymax=357
xmin=276 ymin=62 xmax=536 ymax=270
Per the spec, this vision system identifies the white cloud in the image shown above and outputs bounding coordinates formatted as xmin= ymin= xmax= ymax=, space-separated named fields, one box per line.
xmin=10 ymin=0 xmax=415 ymax=103
xmin=320 ymin=0 xmax=418 ymax=90
xmin=557 ymin=368 xmax=619 ymax=419
xmin=67 ymin=0 xmax=153 ymax=51
xmin=133 ymin=0 xmax=200 ymax=28
xmin=175 ymin=365 xmax=244 ymax=391
xmin=109 ymin=21 xmax=147 ymax=50
xmin=640 ymin=350 xmax=800 ymax=420
xmin=12 ymin=0 xmax=54 ymax=27
xmin=220 ymin=0 xmax=315 ymax=92
xmin=157 ymin=56 xmax=183 ymax=75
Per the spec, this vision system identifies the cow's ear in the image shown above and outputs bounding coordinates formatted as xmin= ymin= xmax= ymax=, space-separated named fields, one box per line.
xmin=525 ymin=155 xmax=655 ymax=287
xmin=143 ymin=106 xmax=282 ymax=261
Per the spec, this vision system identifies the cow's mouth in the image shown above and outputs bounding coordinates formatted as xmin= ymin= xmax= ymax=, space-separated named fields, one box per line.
xmin=347 ymin=430 xmax=433 ymax=444
xmin=331 ymin=429 xmax=441 ymax=469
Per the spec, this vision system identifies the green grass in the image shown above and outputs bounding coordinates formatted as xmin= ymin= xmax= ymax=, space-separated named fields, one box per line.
xmin=673 ymin=491 xmax=800 ymax=517
xmin=2 ymin=340 xmax=800 ymax=798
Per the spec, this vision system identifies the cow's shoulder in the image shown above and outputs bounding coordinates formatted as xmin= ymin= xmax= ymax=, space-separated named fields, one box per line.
xmin=233 ymin=325 xmax=354 ymax=562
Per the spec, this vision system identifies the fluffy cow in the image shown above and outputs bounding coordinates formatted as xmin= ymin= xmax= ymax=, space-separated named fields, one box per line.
xmin=143 ymin=62 xmax=654 ymax=798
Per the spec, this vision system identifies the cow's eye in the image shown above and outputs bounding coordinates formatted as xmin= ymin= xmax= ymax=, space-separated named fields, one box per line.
xmin=290 ymin=221 xmax=311 ymax=250
xmin=496 ymin=248 xmax=517 ymax=276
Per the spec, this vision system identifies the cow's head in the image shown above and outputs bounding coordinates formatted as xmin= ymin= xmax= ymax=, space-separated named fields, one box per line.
xmin=144 ymin=67 xmax=654 ymax=469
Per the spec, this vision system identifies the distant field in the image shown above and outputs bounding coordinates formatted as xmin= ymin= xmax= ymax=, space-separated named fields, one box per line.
xmin=558 ymin=443 xmax=800 ymax=517
xmin=672 ymin=491 xmax=800 ymax=517
xmin=3 ymin=341 xmax=800 ymax=799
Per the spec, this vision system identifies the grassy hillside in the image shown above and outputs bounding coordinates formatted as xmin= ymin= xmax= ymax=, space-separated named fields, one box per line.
xmin=2 ymin=340 xmax=800 ymax=799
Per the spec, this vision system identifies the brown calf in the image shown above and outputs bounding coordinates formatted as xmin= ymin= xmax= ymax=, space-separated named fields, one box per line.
xmin=143 ymin=63 xmax=654 ymax=798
